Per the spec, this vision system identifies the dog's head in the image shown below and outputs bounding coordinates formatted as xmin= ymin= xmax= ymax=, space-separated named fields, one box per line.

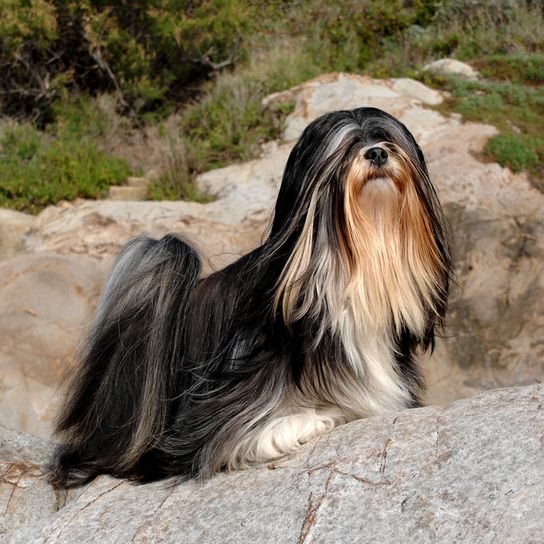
xmin=271 ymin=108 xmax=435 ymax=235
xmin=271 ymin=108 xmax=452 ymax=341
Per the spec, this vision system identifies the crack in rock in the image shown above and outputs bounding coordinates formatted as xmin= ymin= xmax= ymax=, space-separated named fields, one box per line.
xmin=379 ymin=438 xmax=393 ymax=475
xmin=54 ymin=481 xmax=125 ymax=542
xmin=298 ymin=470 xmax=334 ymax=544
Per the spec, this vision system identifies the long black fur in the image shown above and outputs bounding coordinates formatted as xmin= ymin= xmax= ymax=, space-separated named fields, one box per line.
xmin=52 ymin=107 xmax=452 ymax=487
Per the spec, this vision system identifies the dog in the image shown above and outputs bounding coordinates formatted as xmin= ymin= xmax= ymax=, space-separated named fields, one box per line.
xmin=52 ymin=107 xmax=452 ymax=487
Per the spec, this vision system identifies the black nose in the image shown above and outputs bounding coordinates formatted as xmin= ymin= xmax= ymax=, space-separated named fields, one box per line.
xmin=364 ymin=147 xmax=388 ymax=167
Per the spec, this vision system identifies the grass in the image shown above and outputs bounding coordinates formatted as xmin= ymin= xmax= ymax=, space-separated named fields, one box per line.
xmin=421 ymin=52 xmax=544 ymax=190
xmin=149 ymin=41 xmax=314 ymax=201
xmin=0 ymin=99 xmax=131 ymax=213
xmin=1 ymin=0 xmax=543 ymax=211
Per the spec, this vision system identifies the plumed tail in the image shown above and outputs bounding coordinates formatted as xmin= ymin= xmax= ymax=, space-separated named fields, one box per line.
xmin=51 ymin=234 xmax=201 ymax=488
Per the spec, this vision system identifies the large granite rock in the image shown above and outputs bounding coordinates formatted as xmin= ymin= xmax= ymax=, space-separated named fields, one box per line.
xmin=0 ymin=254 xmax=105 ymax=437
xmin=0 ymin=72 xmax=543 ymax=436
xmin=0 ymin=210 xmax=35 ymax=260
xmin=24 ymin=199 xmax=265 ymax=268
xmin=0 ymin=424 xmax=66 ymax=538
xmin=3 ymin=384 xmax=543 ymax=543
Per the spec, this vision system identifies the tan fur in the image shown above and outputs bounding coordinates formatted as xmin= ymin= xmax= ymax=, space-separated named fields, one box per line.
xmin=249 ymin=143 xmax=446 ymax=467
xmin=343 ymin=144 xmax=444 ymax=336
xmin=273 ymin=194 xmax=318 ymax=325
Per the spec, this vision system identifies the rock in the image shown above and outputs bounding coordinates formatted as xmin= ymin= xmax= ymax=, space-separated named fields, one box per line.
xmin=273 ymin=73 xmax=415 ymax=142
xmin=126 ymin=176 xmax=149 ymax=187
xmin=24 ymin=200 xmax=265 ymax=267
xmin=1 ymin=72 xmax=543 ymax=433
xmin=107 ymin=175 xmax=150 ymax=200
xmin=4 ymin=384 xmax=543 ymax=543
xmin=0 ymin=210 xmax=34 ymax=260
xmin=0 ymin=425 xmax=67 ymax=539
xmin=423 ymin=58 xmax=479 ymax=80
xmin=0 ymin=424 xmax=51 ymax=463
xmin=0 ymin=254 xmax=105 ymax=437
xmin=107 ymin=185 xmax=148 ymax=200
xmin=391 ymin=78 xmax=443 ymax=105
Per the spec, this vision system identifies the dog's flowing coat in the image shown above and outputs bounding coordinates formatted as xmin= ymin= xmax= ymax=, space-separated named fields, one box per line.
xmin=53 ymin=107 xmax=452 ymax=487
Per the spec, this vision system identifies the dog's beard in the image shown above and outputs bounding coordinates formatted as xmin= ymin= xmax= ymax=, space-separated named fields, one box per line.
xmin=271 ymin=143 xmax=446 ymax=417
xmin=343 ymin=145 xmax=445 ymax=337
xmin=358 ymin=176 xmax=400 ymax=229
xmin=274 ymin=144 xmax=445 ymax=335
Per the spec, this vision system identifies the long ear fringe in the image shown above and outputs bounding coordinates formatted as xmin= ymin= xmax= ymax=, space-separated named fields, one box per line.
xmin=50 ymin=235 xmax=201 ymax=488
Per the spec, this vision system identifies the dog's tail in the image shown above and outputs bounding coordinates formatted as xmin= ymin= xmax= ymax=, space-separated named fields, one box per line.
xmin=51 ymin=234 xmax=201 ymax=488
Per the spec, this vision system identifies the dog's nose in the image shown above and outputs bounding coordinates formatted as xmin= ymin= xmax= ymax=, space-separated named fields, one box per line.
xmin=364 ymin=147 xmax=388 ymax=167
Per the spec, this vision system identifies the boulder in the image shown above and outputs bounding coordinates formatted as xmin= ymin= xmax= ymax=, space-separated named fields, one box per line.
xmin=0 ymin=210 xmax=34 ymax=260
xmin=423 ymin=58 xmax=479 ymax=80
xmin=0 ymin=254 xmax=105 ymax=437
xmin=24 ymin=198 xmax=268 ymax=266
xmin=3 ymin=384 xmax=543 ymax=543
xmin=0 ymin=424 xmax=67 ymax=538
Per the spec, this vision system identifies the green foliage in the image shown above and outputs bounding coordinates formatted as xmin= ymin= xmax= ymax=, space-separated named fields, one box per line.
xmin=147 ymin=41 xmax=308 ymax=202
xmin=1 ymin=0 xmax=543 ymax=209
xmin=0 ymin=105 xmax=130 ymax=213
xmin=0 ymin=0 xmax=255 ymax=120
xmin=182 ymin=44 xmax=309 ymax=169
xmin=147 ymin=135 xmax=212 ymax=203
xmin=486 ymin=134 xmax=541 ymax=174
xmin=475 ymin=54 xmax=544 ymax=85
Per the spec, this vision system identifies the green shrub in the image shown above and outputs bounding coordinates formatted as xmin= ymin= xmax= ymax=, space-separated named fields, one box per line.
xmin=0 ymin=0 xmax=256 ymax=121
xmin=476 ymin=54 xmax=544 ymax=85
xmin=0 ymin=120 xmax=130 ymax=213
xmin=486 ymin=133 xmax=542 ymax=175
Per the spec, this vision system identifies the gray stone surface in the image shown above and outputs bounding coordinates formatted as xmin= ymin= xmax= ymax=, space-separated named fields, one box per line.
xmin=107 ymin=185 xmax=148 ymax=200
xmin=391 ymin=78 xmax=444 ymax=105
xmin=0 ymin=424 xmax=51 ymax=464
xmin=0 ymin=210 xmax=34 ymax=260
xmin=0 ymin=425 xmax=67 ymax=539
xmin=423 ymin=58 xmax=479 ymax=80
xmin=24 ymin=199 xmax=267 ymax=263
xmin=4 ymin=384 xmax=543 ymax=543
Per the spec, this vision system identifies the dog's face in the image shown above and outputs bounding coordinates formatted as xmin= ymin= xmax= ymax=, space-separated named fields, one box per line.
xmin=271 ymin=108 xmax=451 ymax=337
xmin=271 ymin=108 xmax=433 ymax=236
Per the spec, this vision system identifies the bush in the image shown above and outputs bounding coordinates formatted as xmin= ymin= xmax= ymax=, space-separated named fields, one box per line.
xmin=487 ymin=133 xmax=542 ymax=175
xmin=0 ymin=0 xmax=255 ymax=121
xmin=0 ymin=109 xmax=130 ymax=213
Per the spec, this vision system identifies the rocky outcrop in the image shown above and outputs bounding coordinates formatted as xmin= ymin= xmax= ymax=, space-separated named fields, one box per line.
xmin=3 ymin=384 xmax=543 ymax=543
xmin=0 ymin=254 xmax=105 ymax=437
xmin=0 ymin=72 xmax=543 ymax=434
xmin=423 ymin=58 xmax=480 ymax=80
xmin=0 ymin=424 xmax=65 ymax=538
xmin=0 ymin=210 xmax=34 ymax=260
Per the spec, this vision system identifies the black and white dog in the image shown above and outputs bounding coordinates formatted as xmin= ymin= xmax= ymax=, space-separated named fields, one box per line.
xmin=52 ymin=107 xmax=452 ymax=487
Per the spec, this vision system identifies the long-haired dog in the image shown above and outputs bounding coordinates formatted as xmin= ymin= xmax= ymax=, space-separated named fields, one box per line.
xmin=52 ymin=107 xmax=452 ymax=488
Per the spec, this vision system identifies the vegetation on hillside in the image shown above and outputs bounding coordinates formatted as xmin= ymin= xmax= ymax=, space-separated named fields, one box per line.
xmin=1 ymin=0 xmax=543 ymax=212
